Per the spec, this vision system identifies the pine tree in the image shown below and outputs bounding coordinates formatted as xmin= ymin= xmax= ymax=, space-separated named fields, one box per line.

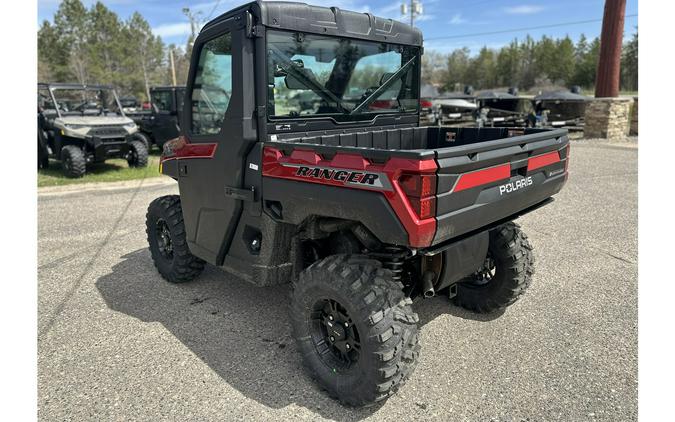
xmin=621 ymin=30 xmax=638 ymax=92
xmin=123 ymin=12 xmax=166 ymax=101
xmin=53 ymin=0 xmax=90 ymax=84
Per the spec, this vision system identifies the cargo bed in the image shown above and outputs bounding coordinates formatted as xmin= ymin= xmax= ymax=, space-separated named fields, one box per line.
xmin=264 ymin=126 xmax=569 ymax=247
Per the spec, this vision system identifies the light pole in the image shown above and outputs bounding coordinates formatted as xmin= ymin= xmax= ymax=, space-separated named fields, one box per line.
xmin=400 ymin=0 xmax=423 ymax=27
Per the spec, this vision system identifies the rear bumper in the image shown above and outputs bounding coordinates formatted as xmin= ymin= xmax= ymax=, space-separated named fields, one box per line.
xmin=433 ymin=171 xmax=566 ymax=244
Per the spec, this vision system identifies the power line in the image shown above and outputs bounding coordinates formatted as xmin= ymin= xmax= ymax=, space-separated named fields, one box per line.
xmin=205 ymin=0 xmax=222 ymax=22
xmin=425 ymin=14 xmax=637 ymax=41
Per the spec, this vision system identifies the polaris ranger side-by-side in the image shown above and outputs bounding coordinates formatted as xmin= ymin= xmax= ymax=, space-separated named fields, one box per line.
xmin=127 ymin=86 xmax=187 ymax=150
xmin=145 ymin=1 xmax=569 ymax=406
xmin=38 ymin=83 xmax=149 ymax=177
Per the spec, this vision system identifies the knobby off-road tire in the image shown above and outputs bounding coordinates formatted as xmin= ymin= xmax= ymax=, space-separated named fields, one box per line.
xmin=290 ymin=255 xmax=420 ymax=407
xmin=455 ymin=222 xmax=534 ymax=314
xmin=127 ymin=140 xmax=149 ymax=168
xmin=38 ymin=140 xmax=49 ymax=169
xmin=132 ymin=132 xmax=151 ymax=151
xmin=60 ymin=145 xmax=86 ymax=178
xmin=146 ymin=195 xmax=205 ymax=283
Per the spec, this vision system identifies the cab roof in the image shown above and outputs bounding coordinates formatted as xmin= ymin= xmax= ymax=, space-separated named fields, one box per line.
xmin=202 ymin=1 xmax=423 ymax=46
xmin=38 ymin=82 xmax=115 ymax=90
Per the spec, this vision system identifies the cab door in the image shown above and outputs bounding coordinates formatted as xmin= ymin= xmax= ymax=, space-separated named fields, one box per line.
xmin=176 ymin=17 xmax=254 ymax=265
xmin=150 ymin=88 xmax=180 ymax=147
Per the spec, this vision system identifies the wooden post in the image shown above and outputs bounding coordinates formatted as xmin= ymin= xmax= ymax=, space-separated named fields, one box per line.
xmin=594 ymin=0 xmax=626 ymax=98
xmin=169 ymin=49 xmax=177 ymax=87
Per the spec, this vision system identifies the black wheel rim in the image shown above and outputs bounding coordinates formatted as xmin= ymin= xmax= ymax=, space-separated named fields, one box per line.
xmin=155 ymin=218 xmax=174 ymax=260
xmin=128 ymin=148 xmax=137 ymax=164
xmin=310 ymin=298 xmax=361 ymax=371
xmin=64 ymin=156 xmax=71 ymax=172
xmin=468 ymin=253 xmax=497 ymax=287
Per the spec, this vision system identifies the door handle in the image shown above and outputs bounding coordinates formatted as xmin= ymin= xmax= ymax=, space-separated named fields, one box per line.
xmin=224 ymin=186 xmax=255 ymax=202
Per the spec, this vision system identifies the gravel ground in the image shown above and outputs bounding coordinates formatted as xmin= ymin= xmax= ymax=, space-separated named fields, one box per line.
xmin=37 ymin=140 xmax=637 ymax=421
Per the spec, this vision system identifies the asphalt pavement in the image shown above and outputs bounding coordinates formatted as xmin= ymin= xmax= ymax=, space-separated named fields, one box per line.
xmin=37 ymin=140 xmax=638 ymax=421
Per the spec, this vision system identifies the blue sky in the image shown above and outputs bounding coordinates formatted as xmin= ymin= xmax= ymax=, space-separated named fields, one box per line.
xmin=38 ymin=0 xmax=638 ymax=54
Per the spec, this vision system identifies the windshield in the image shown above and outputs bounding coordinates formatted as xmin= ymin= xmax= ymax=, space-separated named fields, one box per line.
xmin=267 ymin=30 xmax=420 ymax=121
xmin=51 ymin=87 xmax=124 ymax=117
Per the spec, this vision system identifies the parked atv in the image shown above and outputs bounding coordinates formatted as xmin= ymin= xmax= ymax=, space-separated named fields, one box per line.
xmin=145 ymin=1 xmax=569 ymax=407
xmin=38 ymin=83 xmax=148 ymax=177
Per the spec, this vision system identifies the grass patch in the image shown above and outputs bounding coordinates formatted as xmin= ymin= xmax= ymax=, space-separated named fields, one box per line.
xmin=38 ymin=152 xmax=162 ymax=187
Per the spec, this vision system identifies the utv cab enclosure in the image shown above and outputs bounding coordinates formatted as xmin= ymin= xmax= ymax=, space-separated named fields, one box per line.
xmin=146 ymin=1 xmax=569 ymax=407
xmin=128 ymin=86 xmax=186 ymax=149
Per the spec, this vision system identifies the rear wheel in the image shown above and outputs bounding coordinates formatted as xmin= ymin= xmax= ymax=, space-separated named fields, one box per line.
xmin=127 ymin=140 xmax=148 ymax=168
xmin=146 ymin=195 xmax=205 ymax=283
xmin=290 ymin=255 xmax=420 ymax=406
xmin=454 ymin=222 xmax=534 ymax=313
xmin=60 ymin=145 xmax=86 ymax=178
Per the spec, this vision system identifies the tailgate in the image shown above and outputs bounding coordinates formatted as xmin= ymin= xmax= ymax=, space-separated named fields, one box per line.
xmin=432 ymin=130 xmax=569 ymax=245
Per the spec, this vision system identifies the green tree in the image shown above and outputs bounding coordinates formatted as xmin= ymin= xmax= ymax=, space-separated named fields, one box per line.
xmin=571 ymin=36 xmax=600 ymax=88
xmin=465 ymin=47 xmax=497 ymax=89
xmin=122 ymin=12 xmax=166 ymax=100
xmin=53 ymin=0 xmax=90 ymax=84
xmin=495 ymin=39 xmax=522 ymax=88
xmin=518 ymin=36 xmax=537 ymax=89
xmin=88 ymin=2 xmax=124 ymax=85
xmin=442 ymin=47 xmax=470 ymax=91
xmin=621 ymin=30 xmax=638 ymax=91
xmin=551 ymin=36 xmax=575 ymax=84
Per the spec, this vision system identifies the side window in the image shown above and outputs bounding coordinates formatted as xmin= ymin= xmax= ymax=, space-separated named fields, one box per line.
xmin=191 ymin=32 xmax=233 ymax=135
xmin=152 ymin=90 xmax=174 ymax=113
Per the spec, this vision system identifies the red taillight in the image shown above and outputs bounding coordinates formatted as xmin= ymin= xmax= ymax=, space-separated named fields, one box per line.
xmin=420 ymin=99 xmax=433 ymax=109
xmin=160 ymin=136 xmax=186 ymax=162
xmin=370 ymin=100 xmax=396 ymax=109
xmin=399 ymin=173 xmax=437 ymax=219
xmin=399 ymin=173 xmax=436 ymax=197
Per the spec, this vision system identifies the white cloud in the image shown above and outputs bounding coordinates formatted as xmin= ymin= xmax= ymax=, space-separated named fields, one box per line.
xmin=414 ymin=14 xmax=436 ymax=22
xmin=152 ymin=22 xmax=193 ymax=38
xmin=503 ymin=5 xmax=545 ymax=15
xmin=449 ymin=13 xmax=466 ymax=25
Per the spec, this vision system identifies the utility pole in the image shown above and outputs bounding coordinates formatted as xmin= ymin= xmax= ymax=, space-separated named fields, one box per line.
xmin=169 ymin=48 xmax=177 ymax=87
xmin=400 ymin=0 xmax=423 ymax=27
xmin=595 ymin=0 xmax=626 ymax=97
xmin=182 ymin=7 xmax=202 ymax=41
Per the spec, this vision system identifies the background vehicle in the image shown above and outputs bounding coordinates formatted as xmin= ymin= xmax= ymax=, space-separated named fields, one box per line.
xmin=128 ymin=86 xmax=186 ymax=149
xmin=534 ymin=89 xmax=590 ymax=129
xmin=476 ymin=90 xmax=536 ymax=127
xmin=145 ymin=1 xmax=569 ymax=407
xmin=38 ymin=83 xmax=148 ymax=177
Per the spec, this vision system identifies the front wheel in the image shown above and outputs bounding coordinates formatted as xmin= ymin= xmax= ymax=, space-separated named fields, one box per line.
xmin=127 ymin=140 xmax=148 ymax=168
xmin=60 ymin=145 xmax=86 ymax=178
xmin=131 ymin=132 xmax=151 ymax=151
xmin=146 ymin=195 xmax=205 ymax=283
xmin=454 ymin=222 xmax=535 ymax=313
xmin=290 ymin=255 xmax=420 ymax=406
xmin=38 ymin=139 xmax=49 ymax=169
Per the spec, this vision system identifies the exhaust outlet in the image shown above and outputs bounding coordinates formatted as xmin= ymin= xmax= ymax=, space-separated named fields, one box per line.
xmin=422 ymin=271 xmax=436 ymax=298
